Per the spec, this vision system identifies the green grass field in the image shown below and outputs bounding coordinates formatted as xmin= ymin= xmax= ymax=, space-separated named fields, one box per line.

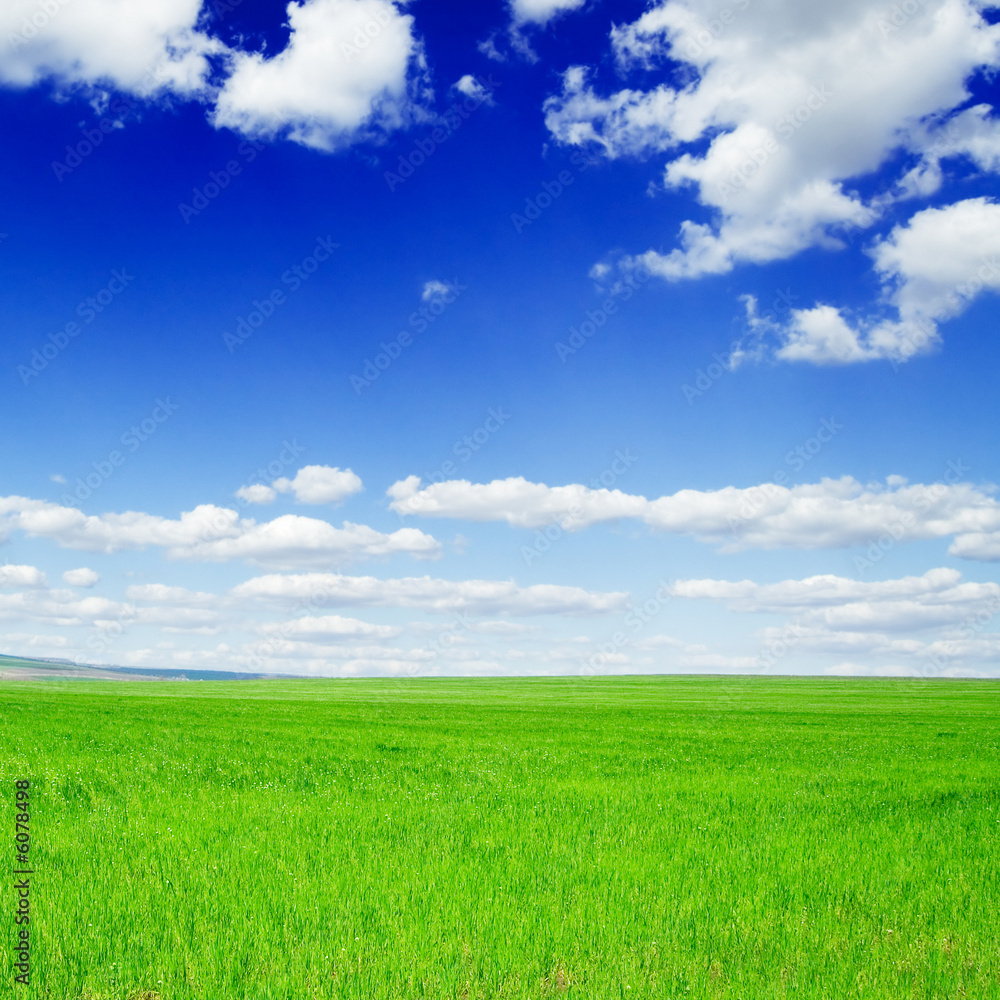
xmin=1 ymin=676 xmax=998 ymax=999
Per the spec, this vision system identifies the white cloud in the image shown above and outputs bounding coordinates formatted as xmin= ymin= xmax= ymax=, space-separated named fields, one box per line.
xmin=235 ymin=483 xmax=277 ymax=505
xmin=0 ymin=565 xmax=47 ymax=588
xmin=0 ymin=575 xmax=226 ymax=637
xmin=0 ymin=0 xmax=429 ymax=155
xmin=453 ymin=74 xmax=493 ymax=104
xmin=387 ymin=474 xmax=647 ymax=527
xmin=259 ymin=614 xmax=402 ymax=641
xmin=904 ymin=102 xmax=1000 ymax=186
xmin=271 ymin=465 xmax=363 ymax=504
xmin=0 ymin=587 xmax=127 ymax=628
xmin=0 ymin=0 xmax=222 ymax=95
xmin=175 ymin=516 xmax=439 ymax=569
xmin=62 ymin=567 xmax=99 ymax=588
xmin=212 ymin=0 xmax=426 ymax=151
xmin=232 ymin=572 xmax=629 ymax=616
xmin=245 ymin=638 xmax=430 ymax=664
xmin=0 ymin=632 xmax=69 ymax=651
xmin=543 ymin=0 xmax=1000 ymax=279
xmin=510 ymin=0 xmax=587 ymax=28
xmin=674 ymin=567 xmax=1000 ymax=675
xmin=477 ymin=35 xmax=506 ymax=62
xmin=825 ymin=662 xmax=917 ymax=677
xmin=758 ymin=198 xmax=1000 ymax=363
xmin=0 ymin=496 xmax=241 ymax=553
xmin=125 ymin=584 xmax=219 ymax=607
xmin=421 ymin=279 xmax=453 ymax=302
xmin=0 ymin=494 xmax=440 ymax=569
xmin=674 ymin=567 xmax=1000 ymax=632
xmin=387 ymin=473 xmax=1000 ymax=559
xmin=469 ymin=620 xmax=536 ymax=636
xmin=134 ymin=605 xmax=224 ymax=631
xmin=950 ymin=531 xmax=1000 ymax=560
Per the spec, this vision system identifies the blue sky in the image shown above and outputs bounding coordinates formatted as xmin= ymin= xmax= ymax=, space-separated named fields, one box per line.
xmin=1 ymin=0 xmax=999 ymax=677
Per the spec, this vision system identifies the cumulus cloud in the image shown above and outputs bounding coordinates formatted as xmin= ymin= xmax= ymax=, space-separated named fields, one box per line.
xmin=453 ymin=74 xmax=494 ymax=104
xmin=674 ymin=567 xmax=1000 ymax=631
xmin=125 ymin=584 xmax=219 ymax=606
xmin=235 ymin=483 xmax=278 ymax=505
xmin=237 ymin=465 xmax=363 ymax=506
xmin=675 ymin=567 xmax=1000 ymax=675
xmin=212 ymin=0 xmax=426 ymax=151
xmin=243 ymin=638 xmax=431 ymax=666
xmin=387 ymin=473 xmax=1000 ymax=559
xmin=0 ymin=0 xmax=222 ymax=95
xmin=0 ymin=0 xmax=428 ymax=154
xmin=0 ymin=494 xmax=440 ymax=569
xmin=387 ymin=474 xmax=646 ymax=527
xmin=825 ymin=662 xmax=918 ymax=677
xmin=0 ymin=565 xmax=47 ymax=588
xmin=259 ymin=614 xmax=402 ymax=641
xmin=0 ymin=573 xmax=228 ymax=638
xmin=901 ymin=101 xmax=1000 ymax=191
xmin=232 ymin=571 xmax=629 ymax=616
xmin=0 ymin=631 xmax=69 ymax=651
xmin=751 ymin=198 xmax=1000 ymax=364
xmin=510 ymin=0 xmax=587 ymax=28
xmin=271 ymin=465 xmax=363 ymax=504
xmin=543 ymin=0 xmax=1000 ymax=290
xmin=176 ymin=516 xmax=439 ymax=570
xmin=421 ymin=279 xmax=454 ymax=302
xmin=0 ymin=587 xmax=128 ymax=628
xmin=62 ymin=567 xmax=99 ymax=588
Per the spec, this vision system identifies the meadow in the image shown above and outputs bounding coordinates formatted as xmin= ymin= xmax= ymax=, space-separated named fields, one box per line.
xmin=1 ymin=675 xmax=998 ymax=999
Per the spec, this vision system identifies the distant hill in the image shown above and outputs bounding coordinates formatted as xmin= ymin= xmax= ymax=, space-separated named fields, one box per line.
xmin=0 ymin=653 xmax=292 ymax=681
